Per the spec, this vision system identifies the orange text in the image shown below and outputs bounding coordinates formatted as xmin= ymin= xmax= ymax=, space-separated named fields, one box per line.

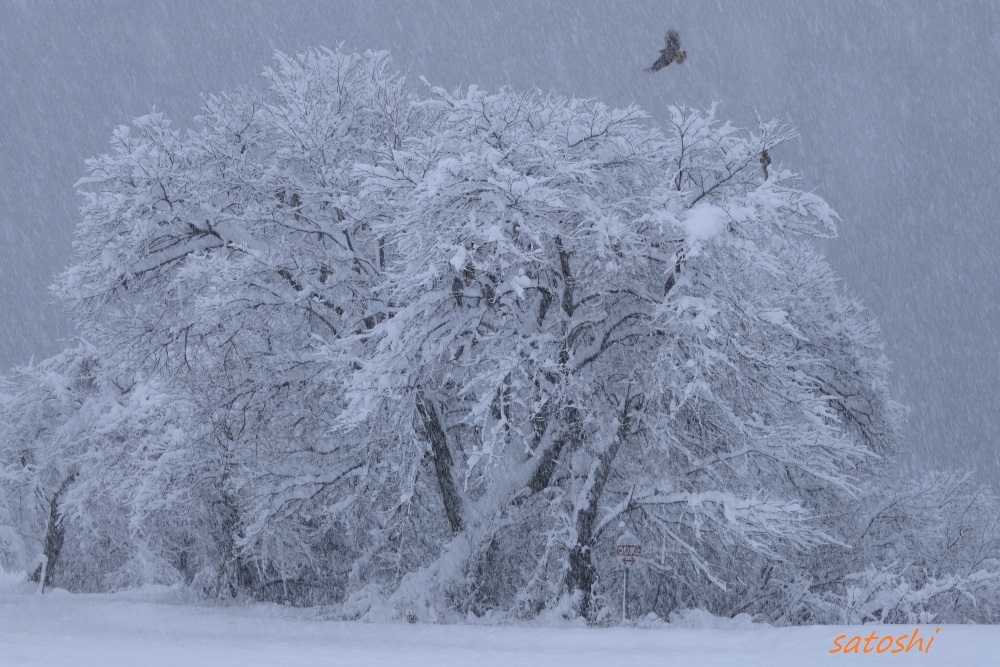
xmin=829 ymin=627 xmax=940 ymax=655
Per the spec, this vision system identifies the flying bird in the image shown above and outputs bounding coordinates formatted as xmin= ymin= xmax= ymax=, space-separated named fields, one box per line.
xmin=647 ymin=30 xmax=687 ymax=72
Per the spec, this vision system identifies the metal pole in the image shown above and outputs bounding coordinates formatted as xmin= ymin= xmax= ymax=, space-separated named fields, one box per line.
xmin=622 ymin=567 xmax=628 ymax=623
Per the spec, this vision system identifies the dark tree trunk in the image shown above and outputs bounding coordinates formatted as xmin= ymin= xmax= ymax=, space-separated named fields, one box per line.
xmin=30 ymin=473 xmax=76 ymax=591
xmin=565 ymin=396 xmax=637 ymax=619
xmin=526 ymin=406 xmax=580 ymax=495
xmin=416 ymin=387 xmax=464 ymax=534
xmin=522 ymin=234 xmax=582 ymax=497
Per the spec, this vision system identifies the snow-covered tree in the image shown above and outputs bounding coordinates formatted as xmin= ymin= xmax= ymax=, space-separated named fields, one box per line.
xmin=798 ymin=472 xmax=1000 ymax=625
xmin=0 ymin=344 xmax=219 ymax=592
xmin=18 ymin=45 xmax=995 ymax=624
xmin=0 ymin=344 xmax=102 ymax=588
xmin=335 ymin=85 xmax=901 ymax=619
xmin=54 ymin=48 xmax=419 ymax=601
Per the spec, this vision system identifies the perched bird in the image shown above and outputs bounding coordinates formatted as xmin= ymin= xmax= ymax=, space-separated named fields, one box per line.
xmin=760 ymin=150 xmax=772 ymax=180
xmin=647 ymin=30 xmax=687 ymax=72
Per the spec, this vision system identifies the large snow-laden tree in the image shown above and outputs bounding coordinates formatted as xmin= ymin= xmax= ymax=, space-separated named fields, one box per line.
xmin=43 ymin=46 xmax=989 ymax=623
xmin=339 ymin=86 xmax=897 ymax=620
xmin=55 ymin=48 xmax=422 ymax=601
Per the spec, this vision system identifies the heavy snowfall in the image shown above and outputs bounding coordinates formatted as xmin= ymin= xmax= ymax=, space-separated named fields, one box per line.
xmin=2 ymin=3 xmax=1000 ymax=665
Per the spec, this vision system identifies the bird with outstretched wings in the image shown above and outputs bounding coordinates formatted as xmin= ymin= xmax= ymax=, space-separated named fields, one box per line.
xmin=647 ymin=30 xmax=687 ymax=72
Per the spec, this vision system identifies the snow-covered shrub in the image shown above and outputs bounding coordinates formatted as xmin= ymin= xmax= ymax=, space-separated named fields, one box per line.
xmin=794 ymin=472 xmax=1000 ymax=624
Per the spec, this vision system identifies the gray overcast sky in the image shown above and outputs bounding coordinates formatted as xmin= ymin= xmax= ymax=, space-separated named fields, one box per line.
xmin=1 ymin=1 xmax=999 ymax=479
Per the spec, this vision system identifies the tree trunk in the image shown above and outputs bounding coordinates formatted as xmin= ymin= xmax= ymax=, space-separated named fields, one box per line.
xmin=30 ymin=473 xmax=76 ymax=591
xmin=526 ymin=406 xmax=580 ymax=495
xmin=416 ymin=387 xmax=464 ymax=534
xmin=565 ymin=396 xmax=636 ymax=619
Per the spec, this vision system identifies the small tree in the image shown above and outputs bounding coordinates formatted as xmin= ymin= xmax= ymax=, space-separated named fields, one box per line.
xmin=0 ymin=344 xmax=99 ymax=588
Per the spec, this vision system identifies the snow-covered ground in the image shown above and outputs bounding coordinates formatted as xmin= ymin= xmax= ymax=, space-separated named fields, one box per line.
xmin=0 ymin=577 xmax=995 ymax=666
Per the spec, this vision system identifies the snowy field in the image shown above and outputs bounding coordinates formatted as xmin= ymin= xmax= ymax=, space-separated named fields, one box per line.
xmin=0 ymin=579 xmax=995 ymax=666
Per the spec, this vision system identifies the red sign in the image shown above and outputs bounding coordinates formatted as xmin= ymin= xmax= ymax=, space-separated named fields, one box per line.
xmin=615 ymin=544 xmax=641 ymax=566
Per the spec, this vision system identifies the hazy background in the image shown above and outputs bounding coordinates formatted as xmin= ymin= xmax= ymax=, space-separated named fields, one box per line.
xmin=2 ymin=1 xmax=998 ymax=478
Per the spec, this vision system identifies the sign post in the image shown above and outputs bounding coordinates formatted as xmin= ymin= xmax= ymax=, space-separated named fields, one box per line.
xmin=614 ymin=531 xmax=641 ymax=622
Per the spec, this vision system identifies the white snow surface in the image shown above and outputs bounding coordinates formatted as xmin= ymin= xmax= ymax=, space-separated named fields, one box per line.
xmin=0 ymin=579 xmax=995 ymax=666
xmin=679 ymin=202 xmax=728 ymax=242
